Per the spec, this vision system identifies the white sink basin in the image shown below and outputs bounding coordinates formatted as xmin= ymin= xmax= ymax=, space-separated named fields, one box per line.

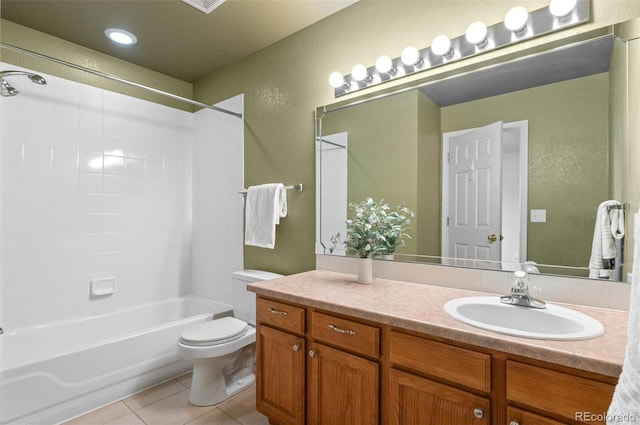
xmin=443 ymin=296 xmax=604 ymax=340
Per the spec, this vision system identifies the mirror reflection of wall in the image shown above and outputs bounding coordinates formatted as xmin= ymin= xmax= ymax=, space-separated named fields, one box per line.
xmin=318 ymin=34 xmax=629 ymax=280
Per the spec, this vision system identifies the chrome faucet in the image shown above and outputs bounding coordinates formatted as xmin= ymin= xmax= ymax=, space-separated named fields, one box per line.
xmin=500 ymin=270 xmax=546 ymax=309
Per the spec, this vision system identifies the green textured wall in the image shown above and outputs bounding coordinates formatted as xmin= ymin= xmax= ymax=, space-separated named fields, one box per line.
xmin=441 ymin=74 xmax=610 ymax=271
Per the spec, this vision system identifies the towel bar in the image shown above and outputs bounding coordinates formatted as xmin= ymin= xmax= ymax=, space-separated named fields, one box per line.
xmin=607 ymin=203 xmax=626 ymax=211
xmin=238 ymin=183 xmax=303 ymax=195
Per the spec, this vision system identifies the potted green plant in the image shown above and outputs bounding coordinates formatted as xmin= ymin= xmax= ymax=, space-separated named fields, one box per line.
xmin=331 ymin=198 xmax=414 ymax=283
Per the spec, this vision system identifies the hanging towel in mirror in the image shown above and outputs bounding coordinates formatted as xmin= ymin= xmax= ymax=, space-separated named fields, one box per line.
xmin=244 ymin=183 xmax=287 ymax=249
xmin=589 ymin=200 xmax=625 ymax=279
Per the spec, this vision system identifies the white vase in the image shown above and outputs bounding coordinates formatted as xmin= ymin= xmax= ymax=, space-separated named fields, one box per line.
xmin=357 ymin=257 xmax=373 ymax=284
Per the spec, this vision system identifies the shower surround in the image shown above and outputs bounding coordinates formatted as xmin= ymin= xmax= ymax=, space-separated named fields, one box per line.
xmin=0 ymin=62 xmax=194 ymax=330
xmin=0 ymin=63 xmax=245 ymax=421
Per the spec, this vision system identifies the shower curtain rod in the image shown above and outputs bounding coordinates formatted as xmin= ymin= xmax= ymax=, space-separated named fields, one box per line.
xmin=0 ymin=42 xmax=242 ymax=119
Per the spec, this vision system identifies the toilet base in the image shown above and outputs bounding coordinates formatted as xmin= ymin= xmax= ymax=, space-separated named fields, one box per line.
xmin=189 ymin=362 xmax=256 ymax=406
xmin=186 ymin=344 xmax=256 ymax=406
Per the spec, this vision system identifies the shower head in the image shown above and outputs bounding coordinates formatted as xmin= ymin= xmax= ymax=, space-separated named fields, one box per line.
xmin=0 ymin=70 xmax=47 ymax=97
xmin=27 ymin=73 xmax=47 ymax=85
xmin=0 ymin=78 xmax=19 ymax=97
xmin=0 ymin=70 xmax=47 ymax=84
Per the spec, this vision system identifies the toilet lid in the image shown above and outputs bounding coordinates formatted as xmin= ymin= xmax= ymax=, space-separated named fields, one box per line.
xmin=180 ymin=317 xmax=248 ymax=347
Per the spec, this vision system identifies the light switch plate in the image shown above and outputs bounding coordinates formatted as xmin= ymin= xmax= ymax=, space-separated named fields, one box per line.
xmin=530 ymin=209 xmax=547 ymax=223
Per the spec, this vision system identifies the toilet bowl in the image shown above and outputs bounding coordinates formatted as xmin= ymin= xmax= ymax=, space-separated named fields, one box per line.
xmin=177 ymin=317 xmax=256 ymax=406
xmin=177 ymin=270 xmax=283 ymax=406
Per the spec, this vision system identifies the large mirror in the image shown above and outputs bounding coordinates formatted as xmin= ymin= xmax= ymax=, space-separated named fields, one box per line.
xmin=316 ymin=28 xmax=631 ymax=281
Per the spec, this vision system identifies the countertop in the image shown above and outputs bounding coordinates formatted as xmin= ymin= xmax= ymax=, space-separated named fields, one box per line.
xmin=248 ymin=270 xmax=629 ymax=378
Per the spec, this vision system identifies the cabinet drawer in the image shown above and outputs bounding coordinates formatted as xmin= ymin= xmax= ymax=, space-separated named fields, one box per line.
xmin=311 ymin=311 xmax=380 ymax=358
xmin=256 ymin=298 xmax=305 ymax=335
xmin=389 ymin=330 xmax=491 ymax=393
xmin=507 ymin=406 xmax=571 ymax=425
xmin=506 ymin=361 xmax=615 ymax=425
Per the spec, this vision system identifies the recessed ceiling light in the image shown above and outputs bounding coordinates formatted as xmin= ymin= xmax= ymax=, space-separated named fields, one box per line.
xmin=104 ymin=28 xmax=137 ymax=45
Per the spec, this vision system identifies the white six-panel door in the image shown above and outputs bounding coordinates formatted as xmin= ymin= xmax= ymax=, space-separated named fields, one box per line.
xmin=446 ymin=121 xmax=503 ymax=267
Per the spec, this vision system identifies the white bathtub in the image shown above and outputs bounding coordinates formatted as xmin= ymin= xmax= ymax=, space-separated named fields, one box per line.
xmin=0 ymin=295 xmax=232 ymax=425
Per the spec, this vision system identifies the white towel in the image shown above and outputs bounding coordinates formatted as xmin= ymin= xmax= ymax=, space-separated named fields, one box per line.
xmin=607 ymin=208 xmax=640 ymax=424
xmin=244 ymin=183 xmax=287 ymax=249
xmin=589 ymin=200 xmax=625 ymax=279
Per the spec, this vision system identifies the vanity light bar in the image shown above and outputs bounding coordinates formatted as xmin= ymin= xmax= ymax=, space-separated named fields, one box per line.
xmin=330 ymin=0 xmax=589 ymax=97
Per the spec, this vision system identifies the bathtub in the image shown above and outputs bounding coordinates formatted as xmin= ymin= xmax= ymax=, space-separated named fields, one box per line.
xmin=0 ymin=295 xmax=232 ymax=425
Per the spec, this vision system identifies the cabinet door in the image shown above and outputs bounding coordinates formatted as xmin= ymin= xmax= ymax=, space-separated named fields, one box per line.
xmin=256 ymin=325 xmax=305 ymax=425
xmin=307 ymin=343 xmax=379 ymax=425
xmin=389 ymin=368 xmax=490 ymax=425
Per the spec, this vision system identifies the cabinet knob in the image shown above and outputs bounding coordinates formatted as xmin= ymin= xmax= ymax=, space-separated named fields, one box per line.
xmin=473 ymin=407 xmax=485 ymax=419
xmin=509 ymin=421 xmax=520 ymax=425
xmin=309 ymin=350 xmax=317 ymax=358
xmin=292 ymin=344 xmax=301 ymax=352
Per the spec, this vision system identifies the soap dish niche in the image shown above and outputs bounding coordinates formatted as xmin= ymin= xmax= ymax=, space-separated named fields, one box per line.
xmin=91 ymin=277 xmax=116 ymax=297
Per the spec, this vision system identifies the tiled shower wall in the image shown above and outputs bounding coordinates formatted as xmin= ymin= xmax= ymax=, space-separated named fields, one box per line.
xmin=0 ymin=64 xmax=194 ymax=330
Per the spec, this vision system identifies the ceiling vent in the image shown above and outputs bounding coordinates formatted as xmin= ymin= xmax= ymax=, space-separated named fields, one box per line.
xmin=182 ymin=0 xmax=226 ymax=14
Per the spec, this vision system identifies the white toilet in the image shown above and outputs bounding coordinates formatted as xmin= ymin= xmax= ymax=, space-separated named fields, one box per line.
xmin=177 ymin=270 xmax=283 ymax=406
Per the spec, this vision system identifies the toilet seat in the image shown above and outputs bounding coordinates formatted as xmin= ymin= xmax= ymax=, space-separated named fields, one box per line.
xmin=179 ymin=317 xmax=248 ymax=347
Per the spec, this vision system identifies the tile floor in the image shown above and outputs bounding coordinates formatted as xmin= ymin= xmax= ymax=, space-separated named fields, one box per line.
xmin=63 ymin=374 xmax=269 ymax=425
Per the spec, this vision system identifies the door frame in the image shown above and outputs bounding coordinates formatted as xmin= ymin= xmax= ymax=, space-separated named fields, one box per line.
xmin=441 ymin=120 xmax=528 ymax=267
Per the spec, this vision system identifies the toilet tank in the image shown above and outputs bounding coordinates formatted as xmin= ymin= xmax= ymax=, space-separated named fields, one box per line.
xmin=232 ymin=270 xmax=283 ymax=326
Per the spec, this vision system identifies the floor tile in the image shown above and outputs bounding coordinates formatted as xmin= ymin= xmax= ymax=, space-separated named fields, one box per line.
xmin=176 ymin=373 xmax=193 ymax=389
xmin=185 ymin=409 xmax=241 ymax=425
xmin=104 ymin=413 xmax=146 ymax=425
xmin=63 ymin=401 xmax=132 ymax=425
xmin=124 ymin=379 xmax=187 ymax=411
xmin=134 ymin=389 xmax=215 ymax=425
xmin=218 ymin=387 xmax=269 ymax=425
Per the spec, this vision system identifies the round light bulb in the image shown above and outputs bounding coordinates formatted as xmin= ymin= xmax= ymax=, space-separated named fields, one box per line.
xmin=549 ymin=0 xmax=577 ymax=19
xmin=329 ymin=71 xmax=345 ymax=88
xmin=465 ymin=21 xmax=488 ymax=46
xmin=375 ymin=55 xmax=394 ymax=74
xmin=504 ymin=6 xmax=529 ymax=33
xmin=431 ymin=35 xmax=452 ymax=57
xmin=351 ymin=64 xmax=369 ymax=82
xmin=104 ymin=28 xmax=137 ymax=45
xmin=401 ymin=46 xmax=420 ymax=66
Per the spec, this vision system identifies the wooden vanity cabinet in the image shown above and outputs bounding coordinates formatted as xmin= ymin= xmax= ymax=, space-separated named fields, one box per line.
xmin=256 ymin=296 xmax=616 ymax=425
xmin=255 ymin=297 xmax=380 ymax=425
xmin=387 ymin=330 xmax=616 ymax=425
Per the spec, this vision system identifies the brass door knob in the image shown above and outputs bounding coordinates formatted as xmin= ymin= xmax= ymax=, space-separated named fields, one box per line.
xmin=488 ymin=234 xmax=498 ymax=242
